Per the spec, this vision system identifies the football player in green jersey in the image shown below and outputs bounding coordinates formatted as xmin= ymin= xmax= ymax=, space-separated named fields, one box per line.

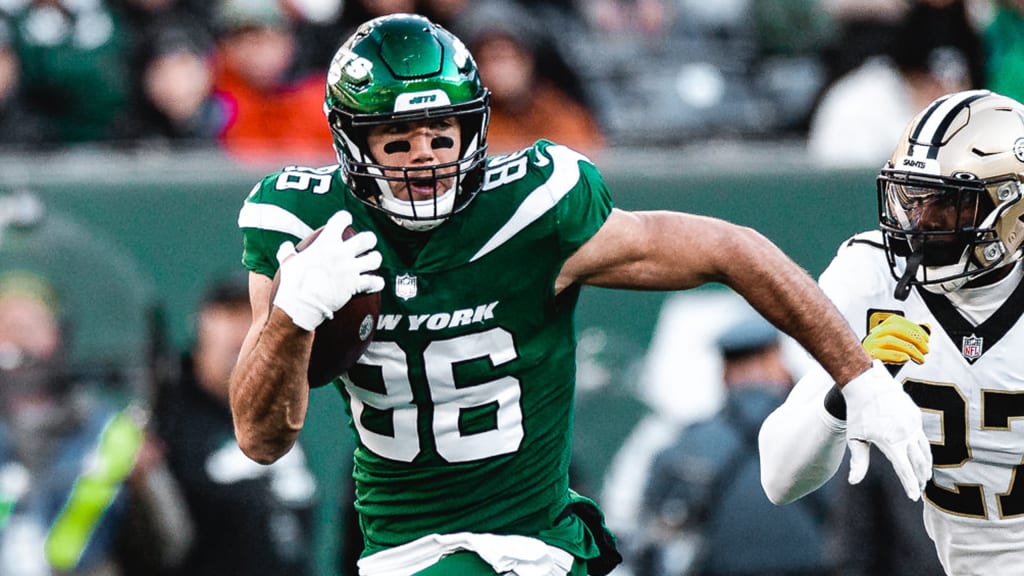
xmin=229 ymin=13 xmax=932 ymax=576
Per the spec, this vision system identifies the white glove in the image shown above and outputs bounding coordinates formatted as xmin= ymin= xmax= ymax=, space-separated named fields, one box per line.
xmin=842 ymin=360 xmax=933 ymax=500
xmin=273 ymin=210 xmax=385 ymax=331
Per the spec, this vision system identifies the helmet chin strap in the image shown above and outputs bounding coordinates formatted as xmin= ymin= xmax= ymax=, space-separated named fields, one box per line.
xmin=902 ymin=248 xmax=984 ymax=299
xmin=381 ymin=187 xmax=456 ymax=231
xmin=894 ymin=251 xmax=924 ymax=301
xmin=924 ymin=249 xmax=1022 ymax=294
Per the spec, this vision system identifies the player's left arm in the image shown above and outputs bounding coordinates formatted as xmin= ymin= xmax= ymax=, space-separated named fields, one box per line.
xmin=560 ymin=209 xmax=868 ymax=385
xmin=561 ymin=209 xmax=932 ymax=499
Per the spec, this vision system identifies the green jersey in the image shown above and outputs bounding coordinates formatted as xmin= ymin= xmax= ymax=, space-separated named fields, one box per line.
xmin=238 ymin=141 xmax=613 ymax=560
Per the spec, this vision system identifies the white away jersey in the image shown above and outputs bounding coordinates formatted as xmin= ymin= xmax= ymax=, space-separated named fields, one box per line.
xmin=821 ymin=231 xmax=1024 ymax=576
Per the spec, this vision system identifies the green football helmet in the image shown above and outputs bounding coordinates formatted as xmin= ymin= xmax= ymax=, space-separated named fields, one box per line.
xmin=325 ymin=14 xmax=490 ymax=231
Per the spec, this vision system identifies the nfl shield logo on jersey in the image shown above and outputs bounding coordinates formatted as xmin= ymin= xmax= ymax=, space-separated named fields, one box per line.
xmin=395 ymin=274 xmax=418 ymax=300
xmin=962 ymin=334 xmax=983 ymax=360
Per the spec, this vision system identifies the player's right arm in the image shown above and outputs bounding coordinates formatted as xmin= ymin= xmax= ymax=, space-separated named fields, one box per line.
xmin=229 ymin=270 xmax=315 ymax=464
xmin=230 ymin=209 xmax=384 ymax=464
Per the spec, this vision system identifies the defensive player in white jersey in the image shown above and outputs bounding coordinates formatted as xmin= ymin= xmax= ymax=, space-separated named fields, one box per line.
xmin=759 ymin=89 xmax=1024 ymax=575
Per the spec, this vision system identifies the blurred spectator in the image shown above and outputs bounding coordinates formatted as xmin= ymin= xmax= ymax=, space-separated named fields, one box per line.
xmin=154 ymin=273 xmax=318 ymax=576
xmin=747 ymin=0 xmax=837 ymax=133
xmin=418 ymin=0 xmax=471 ymax=29
xmin=331 ymin=0 xmax=416 ymax=45
xmin=288 ymin=0 xmax=404 ymax=78
xmin=808 ymin=0 xmax=980 ymax=167
xmin=211 ymin=0 xmax=334 ymax=164
xmin=111 ymin=0 xmax=214 ymax=76
xmin=819 ymin=0 xmax=913 ymax=83
xmin=573 ymin=0 xmax=832 ymax=145
xmin=113 ymin=16 xmax=229 ymax=149
xmin=981 ymin=0 xmax=1024 ymax=103
xmin=459 ymin=1 xmax=605 ymax=156
xmin=830 ymin=446 xmax=945 ymax=576
xmin=343 ymin=0 xmax=417 ymax=19
xmin=282 ymin=0 xmax=344 ymax=78
xmin=0 ymin=270 xmax=188 ymax=575
xmin=280 ymin=0 xmax=342 ymax=25
xmin=8 ymin=0 xmax=131 ymax=144
xmin=631 ymin=310 xmax=835 ymax=576
xmin=577 ymin=0 xmax=670 ymax=36
xmin=818 ymin=0 xmax=984 ymax=93
xmin=0 ymin=15 xmax=53 ymax=148
xmin=751 ymin=0 xmax=836 ymax=58
xmin=111 ymin=0 xmax=213 ymax=29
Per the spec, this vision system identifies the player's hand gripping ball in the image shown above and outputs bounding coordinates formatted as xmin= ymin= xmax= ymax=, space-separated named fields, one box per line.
xmin=271 ymin=211 xmax=384 ymax=387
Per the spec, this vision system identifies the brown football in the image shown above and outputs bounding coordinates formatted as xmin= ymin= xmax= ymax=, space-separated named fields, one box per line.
xmin=270 ymin=225 xmax=381 ymax=388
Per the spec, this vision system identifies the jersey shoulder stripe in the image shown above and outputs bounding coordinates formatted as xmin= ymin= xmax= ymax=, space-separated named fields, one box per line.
xmin=237 ymin=201 xmax=316 ymax=240
xmin=471 ymin=144 xmax=596 ymax=262
xmin=844 ymin=232 xmax=885 ymax=251
xmin=237 ymin=164 xmax=351 ymax=277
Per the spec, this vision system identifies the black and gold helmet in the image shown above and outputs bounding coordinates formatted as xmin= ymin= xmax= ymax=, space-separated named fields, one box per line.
xmin=324 ymin=14 xmax=490 ymax=231
xmin=878 ymin=90 xmax=1024 ymax=299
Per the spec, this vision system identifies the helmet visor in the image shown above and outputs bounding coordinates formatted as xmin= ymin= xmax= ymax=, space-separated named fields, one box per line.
xmin=879 ymin=177 xmax=985 ymax=266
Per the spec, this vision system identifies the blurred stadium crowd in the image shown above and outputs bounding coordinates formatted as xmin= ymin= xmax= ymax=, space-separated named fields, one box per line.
xmin=1 ymin=0 xmax=1022 ymax=167
xmin=3 ymin=1 xmax=1024 ymax=575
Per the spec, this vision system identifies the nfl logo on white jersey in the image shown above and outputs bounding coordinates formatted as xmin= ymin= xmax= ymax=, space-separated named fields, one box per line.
xmin=395 ymin=274 xmax=418 ymax=300
xmin=962 ymin=334 xmax=983 ymax=360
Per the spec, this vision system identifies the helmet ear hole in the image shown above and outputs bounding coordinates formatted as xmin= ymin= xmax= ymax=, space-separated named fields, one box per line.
xmin=329 ymin=111 xmax=345 ymax=132
xmin=977 ymin=188 xmax=997 ymax=223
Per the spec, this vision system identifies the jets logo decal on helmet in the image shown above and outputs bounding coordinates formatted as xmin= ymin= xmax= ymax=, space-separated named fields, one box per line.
xmin=395 ymin=90 xmax=450 ymax=112
xmin=327 ymin=48 xmax=372 ymax=87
